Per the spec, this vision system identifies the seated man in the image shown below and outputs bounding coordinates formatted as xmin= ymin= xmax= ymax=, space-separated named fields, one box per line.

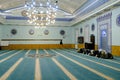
xmin=60 ymin=40 xmax=63 ymax=45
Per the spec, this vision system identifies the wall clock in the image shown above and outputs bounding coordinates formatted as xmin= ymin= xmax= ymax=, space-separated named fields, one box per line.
xmin=116 ymin=14 xmax=120 ymax=26
xmin=29 ymin=29 xmax=34 ymax=35
xmin=11 ymin=29 xmax=17 ymax=35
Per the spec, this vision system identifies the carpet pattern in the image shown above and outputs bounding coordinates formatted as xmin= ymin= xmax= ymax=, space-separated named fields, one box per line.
xmin=0 ymin=49 xmax=120 ymax=80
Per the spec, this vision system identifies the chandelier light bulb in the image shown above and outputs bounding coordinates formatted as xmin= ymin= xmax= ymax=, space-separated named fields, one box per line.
xmin=47 ymin=2 xmax=49 ymax=5
xmin=31 ymin=4 xmax=34 ymax=7
xmin=25 ymin=0 xmax=58 ymax=27
xmin=24 ymin=4 xmax=27 ymax=7
xmin=46 ymin=11 xmax=49 ymax=14
xmin=33 ymin=2 xmax=36 ymax=5
xmin=40 ymin=3 xmax=43 ymax=7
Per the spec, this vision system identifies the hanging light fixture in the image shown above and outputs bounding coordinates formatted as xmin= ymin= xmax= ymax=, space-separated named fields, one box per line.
xmin=24 ymin=0 xmax=58 ymax=27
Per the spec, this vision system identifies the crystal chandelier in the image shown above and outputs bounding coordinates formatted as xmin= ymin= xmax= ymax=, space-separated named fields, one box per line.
xmin=24 ymin=0 xmax=58 ymax=27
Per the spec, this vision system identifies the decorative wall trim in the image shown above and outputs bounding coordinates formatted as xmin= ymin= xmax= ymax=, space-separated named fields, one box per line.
xmin=1 ymin=39 xmax=61 ymax=41
xmin=44 ymin=29 xmax=49 ymax=35
xmin=112 ymin=45 xmax=120 ymax=56
xmin=78 ymin=44 xmax=84 ymax=48
xmin=97 ymin=12 xmax=112 ymax=22
xmin=5 ymin=16 xmax=73 ymax=21
xmin=1 ymin=44 xmax=75 ymax=50
xmin=80 ymin=28 xmax=83 ymax=34
xmin=11 ymin=29 xmax=17 ymax=35
xmin=116 ymin=14 xmax=120 ymax=26
xmin=91 ymin=23 xmax=95 ymax=31
xmin=29 ymin=29 xmax=34 ymax=35
xmin=97 ymin=12 xmax=112 ymax=53
xmin=60 ymin=30 xmax=65 ymax=35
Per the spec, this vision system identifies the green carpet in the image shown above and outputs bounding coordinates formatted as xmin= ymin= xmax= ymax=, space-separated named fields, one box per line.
xmin=0 ymin=49 xmax=120 ymax=80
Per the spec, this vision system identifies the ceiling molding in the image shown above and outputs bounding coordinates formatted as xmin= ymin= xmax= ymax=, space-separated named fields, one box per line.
xmin=71 ymin=0 xmax=120 ymax=26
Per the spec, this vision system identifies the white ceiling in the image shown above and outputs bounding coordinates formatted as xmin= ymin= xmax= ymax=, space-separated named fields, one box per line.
xmin=0 ymin=0 xmax=87 ymax=16
xmin=0 ymin=0 xmax=120 ymax=26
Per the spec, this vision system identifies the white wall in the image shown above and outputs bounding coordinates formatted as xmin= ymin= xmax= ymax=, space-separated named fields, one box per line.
xmin=1 ymin=25 xmax=74 ymax=44
xmin=73 ymin=6 xmax=120 ymax=46
xmin=111 ymin=7 xmax=120 ymax=45
xmin=1 ymin=6 xmax=120 ymax=45
xmin=73 ymin=17 xmax=98 ymax=45
xmin=0 ymin=15 xmax=5 ymax=41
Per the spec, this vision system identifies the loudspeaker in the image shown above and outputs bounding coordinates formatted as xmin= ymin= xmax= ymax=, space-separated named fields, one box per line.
xmin=78 ymin=36 xmax=84 ymax=44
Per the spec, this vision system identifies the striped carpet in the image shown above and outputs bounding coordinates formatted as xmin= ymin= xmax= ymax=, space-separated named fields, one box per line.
xmin=0 ymin=49 xmax=120 ymax=80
